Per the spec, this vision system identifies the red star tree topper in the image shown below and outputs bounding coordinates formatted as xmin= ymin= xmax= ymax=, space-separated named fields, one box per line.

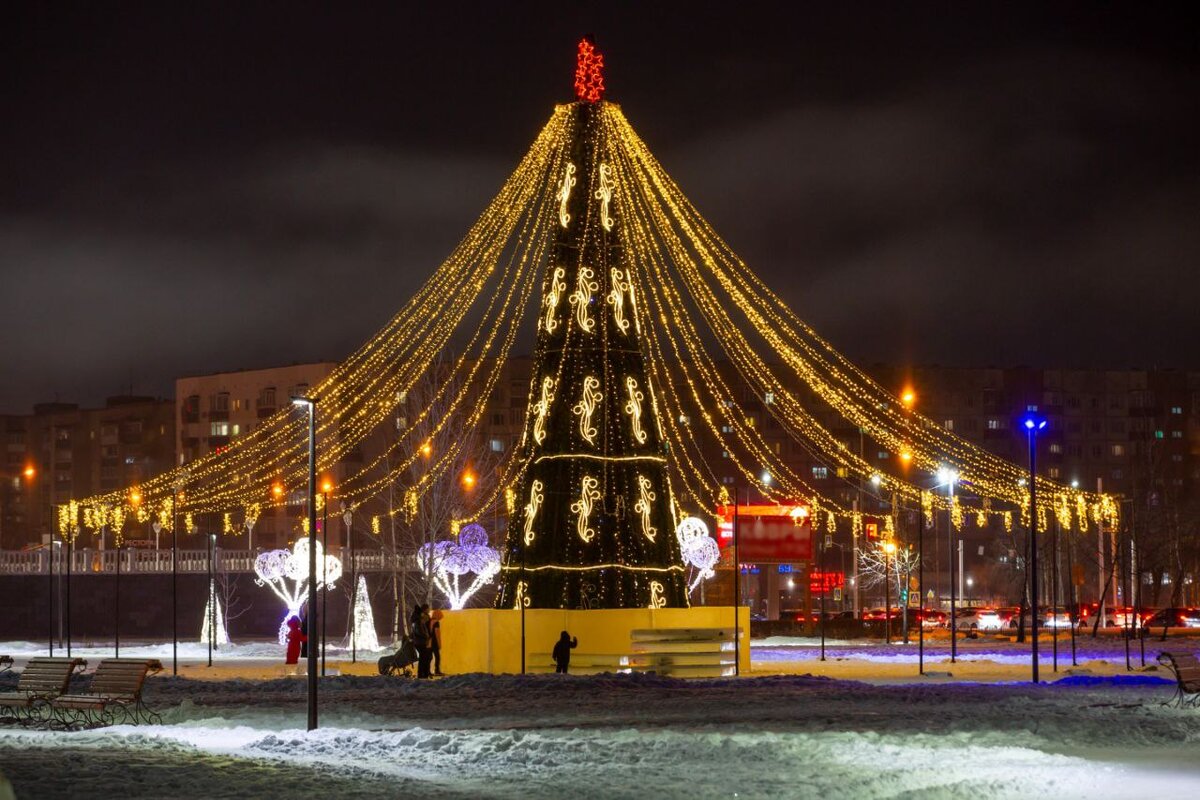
xmin=574 ymin=37 xmax=605 ymax=103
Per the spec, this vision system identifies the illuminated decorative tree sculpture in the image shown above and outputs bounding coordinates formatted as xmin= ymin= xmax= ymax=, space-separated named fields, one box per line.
xmin=254 ymin=538 xmax=342 ymax=645
xmin=496 ymin=38 xmax=689 ymax=609
xmin=200 ymin=579 xmax=230 ymax=646
xmin=675 ymin=517 xmax=721 ymax=596
xmin=418 ymin=524 xmax=500 ymax=610
xmin=350 ymin=574 xmax=379 ymax=652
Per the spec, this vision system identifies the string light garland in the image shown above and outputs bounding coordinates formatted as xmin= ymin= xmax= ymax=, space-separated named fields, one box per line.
xmin=67 ymin=44 xmax=1123 ymax=612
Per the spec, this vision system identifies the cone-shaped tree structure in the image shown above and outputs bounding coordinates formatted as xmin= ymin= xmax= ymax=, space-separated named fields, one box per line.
xmin=496 ymin=39 xmax=688 ymax=609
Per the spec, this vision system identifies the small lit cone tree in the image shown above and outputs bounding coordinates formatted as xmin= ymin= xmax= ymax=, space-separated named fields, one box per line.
xmin=254 ymin=538 xmax=343 ymax=645
xmin=675 ymin=517 xmax=721 ymax=596
xmin=417 ymin=524 xmax=500 ymax=611
xmin=200 ymin=579 xmax=230 ymax=646
xmin=350 ymin=574 xmax=380 ymax=652
xmin=497 ymin=38 xmax=688 ymax=609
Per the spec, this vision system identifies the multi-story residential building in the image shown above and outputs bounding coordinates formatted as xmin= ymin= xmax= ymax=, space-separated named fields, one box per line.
xmin=175 ymin=363 xmax=341 ymax=549
xmin=0 ymin=397 xmax=176 ymax=549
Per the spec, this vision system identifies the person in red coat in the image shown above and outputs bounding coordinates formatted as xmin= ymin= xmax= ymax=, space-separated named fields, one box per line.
xmin=285 ymin=616 xmax=308 ymax=664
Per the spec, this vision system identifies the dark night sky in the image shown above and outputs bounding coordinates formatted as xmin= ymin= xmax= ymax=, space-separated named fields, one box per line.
xmin=2 ymin=3 xmax=1196 ymax=413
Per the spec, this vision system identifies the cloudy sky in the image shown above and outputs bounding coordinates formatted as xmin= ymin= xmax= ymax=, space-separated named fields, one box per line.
xmin=2 ymin=3 xmax=1196 ymax=412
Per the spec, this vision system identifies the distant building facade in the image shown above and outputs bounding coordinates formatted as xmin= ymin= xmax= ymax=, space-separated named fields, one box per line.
xmin=0 ymin=397 xmax=175 ymax=549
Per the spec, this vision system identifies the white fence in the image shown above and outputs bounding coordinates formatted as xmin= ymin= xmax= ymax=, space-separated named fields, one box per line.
xmin=0 ymin=547 xmax=409 ymax=576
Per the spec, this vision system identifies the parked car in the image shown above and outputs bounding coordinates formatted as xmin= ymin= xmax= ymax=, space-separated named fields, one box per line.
xmin=1144 ymin=607 xmax=1200 ymax=629
xmin=914 ymin=608 xmax=947 ymax=628
xmin=953 ymin=608 xmax=1006 ymax=631
xmin=1005 ymin=608 xmax=1074 ymax=630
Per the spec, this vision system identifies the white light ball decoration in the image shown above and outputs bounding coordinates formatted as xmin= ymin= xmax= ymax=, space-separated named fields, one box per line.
xmin=675 ymin=516 xmax=720 ymax=595
xmin=415 ymin=526 xmax=501 ymax=610
xmin=254 ymin=538 xmax=343 ymax=645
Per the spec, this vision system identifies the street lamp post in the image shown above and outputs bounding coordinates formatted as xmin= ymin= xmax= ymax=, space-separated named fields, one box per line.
xmin=293 ymin=395 xmax=319 ymax=731
xmin=917 ymin=500 xmax=925 ymax=675
xmin=1024 ymin=415 xmax=1047 ymax=684
xmin=883 ymin=541 xmax=896 ymax=645
xmin=344 ymin=504 xmax=355 ymax=663
xmin=207 ymin=533 xmax=215 ymax=668
xmin=115 ymin=524 xmax=121 ymax=658
xmin=320 ymin=480 xmax=331 ymax=678
xmin=937 ymin=467 xmax=959 ymax=662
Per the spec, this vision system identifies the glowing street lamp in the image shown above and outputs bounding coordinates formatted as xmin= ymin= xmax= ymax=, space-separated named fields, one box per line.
xmin=1023 ymin=414 xmax=1047 ymax=683
xmin=461 ymin=469 xmax=477 ymax=491
xmin=900 ymin=388 xmax=916 ymax=409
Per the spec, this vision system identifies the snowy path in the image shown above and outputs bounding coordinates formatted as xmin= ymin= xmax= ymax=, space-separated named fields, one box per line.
xmin=2 ymin=671 xmax=1199 ymax=798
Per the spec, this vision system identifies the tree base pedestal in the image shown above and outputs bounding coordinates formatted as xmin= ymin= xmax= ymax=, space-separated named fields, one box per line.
xmin=441 ymin=606 xmax=750 ymax=677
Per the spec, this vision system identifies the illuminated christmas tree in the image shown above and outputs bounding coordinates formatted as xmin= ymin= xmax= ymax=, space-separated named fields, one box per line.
xmin=200 ymin=580 xmax=230 ymax=646
xmin=497 ymin=38 xmax=688 ymax=609
xmin=350 ymin=574 xmax=380 ymax=652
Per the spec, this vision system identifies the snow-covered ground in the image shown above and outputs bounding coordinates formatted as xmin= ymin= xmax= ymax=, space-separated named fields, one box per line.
xmin=1 ymin=661 xmax=1198 ymax=798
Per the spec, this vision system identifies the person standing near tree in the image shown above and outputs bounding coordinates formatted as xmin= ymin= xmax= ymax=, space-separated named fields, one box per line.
xmin=430 ymin=609 xmax=444 ymax=676
xmin=552 ymin=630 xmax=577 ymax=674
xmin=411 ymin=604 xmax=433 ymax=678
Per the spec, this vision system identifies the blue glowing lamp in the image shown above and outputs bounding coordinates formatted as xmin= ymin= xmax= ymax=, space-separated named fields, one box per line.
xmin=1022 ymin=416 xmax=1047 ymax=432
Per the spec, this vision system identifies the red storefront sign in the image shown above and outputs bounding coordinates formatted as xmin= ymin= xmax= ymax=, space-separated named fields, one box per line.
xmin=809 ymin=570 xmax=845 ymax=595
xmin=716 ymin=504 xmax=812 ymax=562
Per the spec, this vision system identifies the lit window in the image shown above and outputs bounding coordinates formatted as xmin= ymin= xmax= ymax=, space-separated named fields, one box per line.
xmin=490 ymin=438 xmax=505 ymax=452
xmin=210 ymin=422 xmax=230 ymax=437
xmin=764 ymin=392 xmax=775 ymax=405
xmin=943 ymin=419 xmax=954 ymax=431
xmin=1170 ymin=406 xmax=1182 ymax=415
xmin=877 ymin=451 xmax=889 ymax=460
xmin=812 ymin=466 xmax=828 ymax=480
xmin=1048 ymin=467 xmax=1061 ymax=479
xmin=835 ymin=467 xmax=848 ymax=478
xmin=987 ymin=419 xmax=1003 ymax=430
xmin=1026 ymin=404 xmax=1038 ymax=412
xmin=1111 ymin=444 xmax=1125 ymax=457
xmin=1171 ymin=431 xmax=1183 ymax=439
xmin=1048 ymin=443 xmax=1063 ymax=454
xmin=231 ymin=424 xmax=241 ymax=436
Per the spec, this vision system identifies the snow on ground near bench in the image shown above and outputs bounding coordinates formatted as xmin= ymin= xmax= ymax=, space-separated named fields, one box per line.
xmin=1 ymin=671 xmax=1198 ymax=798
xmin=751 ymin=635 xmax=1200 ymax=664
xmin=0 ymin=639 xmax=391 ymax=662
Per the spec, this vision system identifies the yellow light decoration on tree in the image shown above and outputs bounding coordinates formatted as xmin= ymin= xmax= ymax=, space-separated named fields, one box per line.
xmin=570 ymin=267 xmax=598 ymax=333
xmin=634 ymin=474 xmax=657 ymax=542
xmin=532 ymin=376 xmax=556 ymax=445
xmin=557 ymin=162 xmax=576 ymax=228
xmin=608 ymin=267 xmax=631 ymax=334
xmin=571 ymin=475 xmax=601 ymax=543
xmin=542 ymin=267 xmax=566 ymax=334
xmin=595 ymin=162 xmax=614 ymax=231
xmin=573 ymin=376 xmax=603 ymax=445
xmin=624 ymin=376 xmax=647 ymax=444
xmin=523 ymin=479 xmax=543 ymax=546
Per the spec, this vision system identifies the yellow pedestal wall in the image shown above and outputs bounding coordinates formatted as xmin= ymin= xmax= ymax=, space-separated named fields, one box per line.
xmin=440 ymin=606 xmax=751 ymax=675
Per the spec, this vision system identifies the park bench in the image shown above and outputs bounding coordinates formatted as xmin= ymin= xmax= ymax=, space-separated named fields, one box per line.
xmin=0 ymin=657 xmax=87 ymax=725
xmin=1157 ymin=650 xmax=1200 ymax=709
xmin=50 ymin=658 xmax=164 ymax=728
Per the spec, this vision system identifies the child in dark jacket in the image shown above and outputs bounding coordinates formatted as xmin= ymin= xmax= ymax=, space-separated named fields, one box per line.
xmin=552 ymin=630 xmax=578 ymax=674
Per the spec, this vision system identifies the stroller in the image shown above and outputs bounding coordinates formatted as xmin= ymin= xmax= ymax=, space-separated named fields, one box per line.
xmin=377 ymin=635 xmax=420 ymax=677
